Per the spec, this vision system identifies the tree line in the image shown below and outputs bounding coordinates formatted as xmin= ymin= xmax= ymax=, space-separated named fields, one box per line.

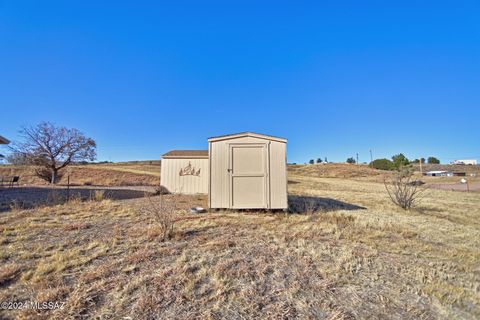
xmin=306 ymin=154 xmax=440 ymax=169
xmin=370 ymin=154 xmax=440 ymax=171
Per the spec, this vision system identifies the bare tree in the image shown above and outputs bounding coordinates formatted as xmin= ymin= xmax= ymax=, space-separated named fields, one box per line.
xmin=11 ymin=122 xmax=96 ymax=184
xmin=384 ymin=169 xmax=425 ymax=210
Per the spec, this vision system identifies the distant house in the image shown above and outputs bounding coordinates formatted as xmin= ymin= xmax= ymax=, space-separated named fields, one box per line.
xmin=425 ymin=170 xmax=453 ymax=177
xmin=0 ymin=135 xmax=9 ymax=144
xmin=452 ymin=159 xmax=477 ymax=165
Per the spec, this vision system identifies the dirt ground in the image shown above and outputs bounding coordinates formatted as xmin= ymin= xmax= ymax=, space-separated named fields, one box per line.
xmin=0 ymin=186 xmax=156 ymax=212
xmin=427 ymin=181 xmax=480 ymax=192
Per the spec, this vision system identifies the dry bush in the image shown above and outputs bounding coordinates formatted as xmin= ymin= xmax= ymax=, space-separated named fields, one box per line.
xmin=92 ymin=190 xmax=105 ymax=202
xmin=0 ymin=264 xmax=21 ymax=285
xmin=46 ymin=189 xmax=66 ymax=205
xmin=384 ymin=169 xmax=426 ymax=210
xmin=67 ymin=193 xmax=82 ymax=204
xmin=9 ymin=200 xmax=25 ymax=212
xmin=153 ymin=185 xmax=170 ymax=195
xmin=141 ymin=195 xmax=177 ymax=241
xmin=35 ymin=167 xmax=64 ymax=184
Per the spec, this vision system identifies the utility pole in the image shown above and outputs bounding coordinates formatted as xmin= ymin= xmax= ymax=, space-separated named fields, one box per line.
xmin=369 ymin=149 xmax=373 ymax=163
xmin=356 ymin=153 xmax=359 ymax=165
xmin=419 ymin=157 xmax=423 ymax=176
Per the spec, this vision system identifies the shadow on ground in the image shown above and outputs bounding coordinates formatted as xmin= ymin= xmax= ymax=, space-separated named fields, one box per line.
xmin=0 ymin=186 xmax=152 ymax=212
xmin=288 ymin=195 xmax=366 ymax=213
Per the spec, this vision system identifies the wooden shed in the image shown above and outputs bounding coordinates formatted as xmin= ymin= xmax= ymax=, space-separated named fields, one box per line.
xmin=208 ymin=132 xmax=287 ymax=210
xmin=161 ymin=150 xmax=209 ymax=194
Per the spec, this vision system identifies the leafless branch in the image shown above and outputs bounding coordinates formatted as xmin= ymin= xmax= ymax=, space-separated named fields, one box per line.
xmin=384 ymin=170 xmax=426 ymax=210
xmin=9 ymin=122 xmax=96 ymax=183
xmin=141 ymin=194 xmax=177 ymax=241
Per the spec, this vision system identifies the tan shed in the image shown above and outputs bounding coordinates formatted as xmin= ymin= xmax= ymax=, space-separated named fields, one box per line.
xmin=208 ymin=132 xmax=287 ymax=210
xmin=161 ymin=150 xmax=209 ymax=194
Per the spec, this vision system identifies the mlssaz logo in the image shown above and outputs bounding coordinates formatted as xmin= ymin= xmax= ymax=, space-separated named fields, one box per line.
xmin=179 ymin=162 xmax=201 ymax=177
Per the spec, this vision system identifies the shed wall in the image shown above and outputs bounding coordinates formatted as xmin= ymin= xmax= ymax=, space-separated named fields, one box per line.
xmin=269 ymin=141 xmax=288 ymax=209
xmin=209 ymin=136 xmax=287 ymax=209
xmin=161 ymin=158 xmax=208 ymax=194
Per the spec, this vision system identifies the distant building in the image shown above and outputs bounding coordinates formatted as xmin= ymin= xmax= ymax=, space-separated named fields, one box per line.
xmin=0 ymin=135 xmax=9 ymax=144
xmin=452 ymin=159 xmax=477 ymax=165
xmin=425 ymin=170 xmax=453 ymax=177
xmin=453 ymin=172 xmax=466 ymax=176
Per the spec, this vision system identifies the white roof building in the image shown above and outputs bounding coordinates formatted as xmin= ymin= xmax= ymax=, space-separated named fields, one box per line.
xmin=452 ymin=159 xmax=477 ymax=165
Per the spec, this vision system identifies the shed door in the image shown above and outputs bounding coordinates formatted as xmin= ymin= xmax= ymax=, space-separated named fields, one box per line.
xmin=229 ymin=144 xmax=269 ymax=209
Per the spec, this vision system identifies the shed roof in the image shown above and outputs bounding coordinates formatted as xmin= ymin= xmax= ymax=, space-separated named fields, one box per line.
xmin=0 ymin=135 xmax=10 ymax=144
xmin=208 ymin=132 xmax=287 ymax=143
xmin=162 ymin=150 xmax=208 ymax=159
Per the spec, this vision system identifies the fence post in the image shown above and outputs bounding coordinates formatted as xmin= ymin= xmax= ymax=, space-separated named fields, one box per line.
xmin=67 ymin=173 xmax=70 ymax=201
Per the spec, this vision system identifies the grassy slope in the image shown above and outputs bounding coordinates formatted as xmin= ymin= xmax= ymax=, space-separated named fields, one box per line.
xmin=0 ymin=166 xmax=479 ymax=319
xmin=0 ymin=163 xmax=160 ymax=186
xmin=1 ymin=162 xmax=478 ymax=187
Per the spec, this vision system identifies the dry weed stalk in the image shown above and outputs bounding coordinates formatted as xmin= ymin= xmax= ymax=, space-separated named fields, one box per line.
xmin=141 ymin=194 xmax=176 ymax=241
xmin=93 ymin=190 xmax=106 ymax=202
xmin=384 ymin=169 xmax=425 ymax=210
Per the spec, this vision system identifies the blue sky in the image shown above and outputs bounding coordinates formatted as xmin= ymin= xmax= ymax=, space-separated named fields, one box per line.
xmin=1 ymin=1 xmax=479 ymax=163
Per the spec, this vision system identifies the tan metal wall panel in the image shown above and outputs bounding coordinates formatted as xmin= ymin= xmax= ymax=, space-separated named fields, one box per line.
xmin=209 ymin=141 xmax=228 ymax=208
xmin=161 ymin=158 xmax=208 ymax=194
xmin=269 ymin=141 xmax=288 ymax=209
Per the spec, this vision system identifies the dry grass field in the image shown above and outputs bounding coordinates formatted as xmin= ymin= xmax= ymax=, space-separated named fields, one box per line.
xmin=0 ymin=163 xmax=479 ymax=319
xmin=0 ymin=163 xmax=160 ymax=186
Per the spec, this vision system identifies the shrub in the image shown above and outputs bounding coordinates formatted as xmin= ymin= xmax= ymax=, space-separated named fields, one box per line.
xmin=412 ymin=158 xmax=426 ymax=164
xmin=93 ymin=190 xmax=105 ymax=202
xmin=141 ymin=195 xmax=176 ymax=241
xmin=392 ymin=153 xmax=410 ymax=169
xmin=6 ymin=152 xmax=29 ymax=165
xmin=427 ymin=156 xmax=440 ymax=164
xmin=35 ymin=167 xmax=64 ymax=184
xmin=370 ymin=159 xmax=394 ymax=170
xmin=346 ymin=157 xmax=356 ymax=164
xmin=316 ymin=158 xmax=323 ymax=163
xmin=384 ymin=169 xmax=425 ymax=210
xmin=309 ymin=159 xmax=314 ymax=164
xmin=46 ymin=189 xmax=65 ymax=205
xmin=153 ymin=185 xmax=170 ymax=196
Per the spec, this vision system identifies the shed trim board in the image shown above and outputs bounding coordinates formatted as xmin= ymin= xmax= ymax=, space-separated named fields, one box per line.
xmin=162 ymin=150 xmax=208 ymax=159
xmin=208 ymin=132 xmax=287 ymax=143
